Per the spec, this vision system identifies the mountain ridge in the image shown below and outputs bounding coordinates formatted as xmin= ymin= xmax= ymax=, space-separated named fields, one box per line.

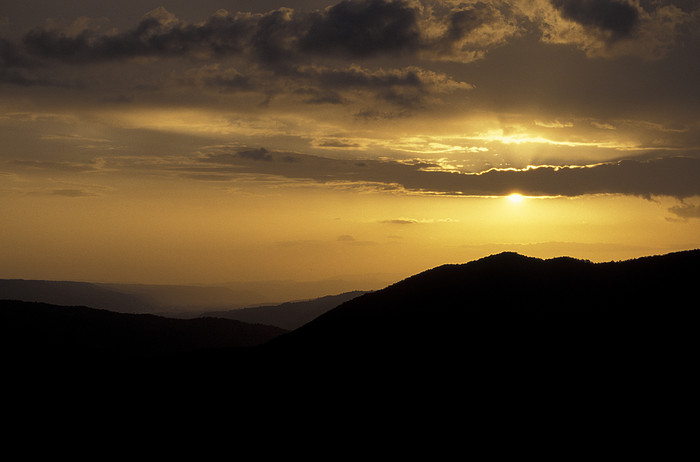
xmin=258 ymin=248 xmax=698 ymax=366
xmin=1 ymin=299 xmax=287 ymax=368
xmin=3 ymin=249 xmax=697 ymax=439
xmin=4 ymin=249 xmax=697 ymax=395
xmin=199 ymin=290 xmax=368 ymax=330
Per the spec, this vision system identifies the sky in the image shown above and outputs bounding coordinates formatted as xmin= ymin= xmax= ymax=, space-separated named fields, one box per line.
xmin=1 ymin=0 xmax=699 ymax=287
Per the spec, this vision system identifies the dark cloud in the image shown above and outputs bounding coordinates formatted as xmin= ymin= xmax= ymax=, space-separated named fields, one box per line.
xmin=353 ymin=109 xmax=411 ymax=120
xmin=249 ymin=8 xmax=301 ymax=66
xmin=237 ymin=147 xmax=273 ymax=161
xmin=190 ymin=62 xmax=471 ymax=108
xmin=444 ymin=5 xmax=495 ymax=42
xmin=13 ymin=1 xmax=515 ymax=68
xmin=195 ymin=149 xmax=700 ymax=199
xmin=0 ymin=37 xmax=49 ymax=86
xmin=1 ymin=37 xmax=29 ymax=67
xmin=15 ymin=1 xmax=422 ymax=67
xmin=551 ymin=0 xmax=640 ymax=39
xmin=289 ymin=65 xmax=465 ymax=108
xmin=638 ymin=0 xmax=699 ymax=14
xmin=201 ymin=70 xmax=253 ymax=92
xmin=5 ymin=0 xmax=695 ymax=75
xmin=299 ymin=0 xmax=421 ymax=57
xmin=22 ymin=7 xmax=256 ymax=62
xmin=293 ymin=87 xmax=345 ymax=104
xmin=456 ymin=157 xmax=700 ymax=198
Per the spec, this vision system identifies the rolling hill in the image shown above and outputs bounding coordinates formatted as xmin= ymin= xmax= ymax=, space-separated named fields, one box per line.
xmin=1 ymin=299 xmax=287 ymax=368
xmin=200 ymin=291 xmax=368 ymax=330
xmin=0 ymin=279 xmax=266 ymax=315
xmin=246 ymin=250 xmax=698 ymax=393
xmin=4 ymin=250 xmax=697 ymax=418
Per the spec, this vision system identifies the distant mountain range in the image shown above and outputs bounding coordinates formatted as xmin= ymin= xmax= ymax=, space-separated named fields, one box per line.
xmin=0 ymin=277 xmax=384 ymax=316
xmin=0 ymin=279 xmax=259 ymax=314
xmin=3 ymin=249 xmax=697 ymax=431
xmin=200 ymin=291 xmax=368 ymax=330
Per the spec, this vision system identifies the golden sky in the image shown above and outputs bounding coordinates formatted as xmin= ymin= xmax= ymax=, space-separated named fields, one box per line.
xmin=1 ymin=0 xmax=699 ymax=285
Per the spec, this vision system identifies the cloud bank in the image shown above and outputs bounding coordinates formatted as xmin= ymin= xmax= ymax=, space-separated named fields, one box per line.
xmin=5 ymin=1 xmax=697 ymax=68
xmin=190 ymin=148 xmax=700 ymax=199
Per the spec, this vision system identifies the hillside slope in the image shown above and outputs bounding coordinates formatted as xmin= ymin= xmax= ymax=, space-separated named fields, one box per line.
xmin=1 ymin=299 xmax=287 ymax=367
xmin=258 ymin=250 xmax=698 ymax=380
xmin=200 ymin=291 xmax=368 ymax=330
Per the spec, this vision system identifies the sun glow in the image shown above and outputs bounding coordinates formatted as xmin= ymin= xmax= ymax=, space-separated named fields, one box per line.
xmin=507 ymin=193 xmax=525 ymax=203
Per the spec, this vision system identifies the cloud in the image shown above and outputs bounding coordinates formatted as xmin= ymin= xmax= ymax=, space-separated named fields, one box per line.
xmin=427 ymin=1 xmax=522 ymax=61
xmin=300 ymin=0 xmax=422 ymax=57
xmin=51 ymin=188 xmax=96 ymax=197
xmin=535 ymin=0 xmax=699 ymax=58
xmin=4 ymin=0 xmax=695 ymax=95
xmin=2 ymin=1 xmax=527 ymax=69
xmin=238 ymin=147 xmax=273 ymax=161
xmin=380 ymin=218 xmax=419 ymax=225
xmin=22 ymin=7 xmax=257 ymax=62
xmin=550 ymin=0 xmax=640 ymax=39
xmin=668 ymin=202 xmax=700 ymax=220
xmin=189 ymin=62 xmax=472 ymax=108
xmin=193 ymin=148 xmax=700 ymax=199
xmin=288 ymin=64 xmax=472 ymax=107
xmin=0 ymin=37 xmax=58 ymax=86
xmin=10 ymin=159 xmax=101 ymax=173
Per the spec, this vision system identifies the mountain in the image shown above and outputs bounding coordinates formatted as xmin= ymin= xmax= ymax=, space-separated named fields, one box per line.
xmin=5 ymin=250 xmax=696 ymax=446
xmin=96 ymin=283 xmax=266 ymax=313
xmin=242 ymin=250 xmax=698 ymax=404
xmin=1 ymin=299 xmax=287 ymax=368
xmin=0 ymin=279 xmax=157 ymax=313
xmin=0 ymin=279 xmax=266 ymax=315
xmin=0 ymin=278 xmax=382 ymax=316
xmin=200 ymin=291 xmax=368 ymax=330
xmin=266 ymin=250 xmax=698 ymax=360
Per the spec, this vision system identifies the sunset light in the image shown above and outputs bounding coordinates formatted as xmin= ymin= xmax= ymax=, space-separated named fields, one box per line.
xmin=0 ymin=0 xmax=698 ymax=289
xmin=507 ymin=193 xmax=525 ymax=204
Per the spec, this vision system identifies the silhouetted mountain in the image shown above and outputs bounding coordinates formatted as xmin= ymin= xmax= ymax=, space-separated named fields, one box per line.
xmin=0 ymin=278 xmax=379 ymax=317
xmin=0 ymin=279 xmax=268 ymax=315
xmin=266 ymin=250 xmax=697 ymax=361
xmin=5 ymin=250 xmax=697 ymax=441
xmin=96 ymin=283 xmax=266 ymax=313
xmin=1 ymin=299 xmax=287 ymax=368
xmin=236 ymin=250 xmax=698 ymax=408
xmin=200 ymin=291 xmax=368 ymax=330
xmin=0 ymin=279 xmax=157 ymax=313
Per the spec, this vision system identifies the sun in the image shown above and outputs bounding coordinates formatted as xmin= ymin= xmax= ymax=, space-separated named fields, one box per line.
xmin=507 ymin=193 xmax=524 ymax=204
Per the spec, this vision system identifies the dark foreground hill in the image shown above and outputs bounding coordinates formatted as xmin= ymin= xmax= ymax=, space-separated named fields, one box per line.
xmin=1 ymin=300 xmax=287 ymax=367
xmin=4 ymin=250 xmax=698 ymax=449
xmin=260 ymin=250 xmax=697 ymax=364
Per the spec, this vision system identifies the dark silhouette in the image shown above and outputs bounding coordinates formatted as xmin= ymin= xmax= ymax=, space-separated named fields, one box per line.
xmin=3 ymin=250 xmax=697 ymax=443
xmin=200 ymin=291 xmax=368 ymax=330
xmin=1 ymin=300 xmax=287 ymax=368
xmin=250 ymin=250 xmax=696 ymax=378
